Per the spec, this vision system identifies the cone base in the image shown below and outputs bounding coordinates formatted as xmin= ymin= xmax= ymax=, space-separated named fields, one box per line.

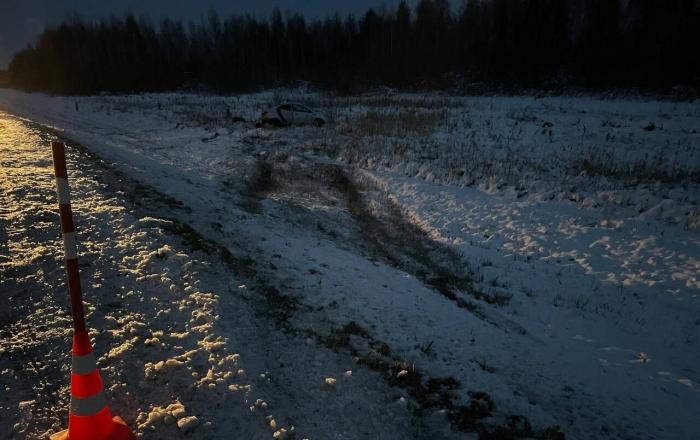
xmin=50 ymin=416 xmax=136 ymax=440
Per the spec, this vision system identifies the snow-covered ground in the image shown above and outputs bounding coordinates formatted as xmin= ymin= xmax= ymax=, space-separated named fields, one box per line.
xmin=0 ymin=89 xmax=698 ymax=440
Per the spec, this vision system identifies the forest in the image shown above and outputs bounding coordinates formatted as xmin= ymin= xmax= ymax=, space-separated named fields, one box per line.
xmin=6 ymin=0 xmax=700 ymax=94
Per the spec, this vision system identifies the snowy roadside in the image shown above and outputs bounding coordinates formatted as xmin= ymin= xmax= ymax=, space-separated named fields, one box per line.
xmin=0 ymin=111 xmax=424 ymax=440
xmin=1 ymin=89 xmax=698 ymax=440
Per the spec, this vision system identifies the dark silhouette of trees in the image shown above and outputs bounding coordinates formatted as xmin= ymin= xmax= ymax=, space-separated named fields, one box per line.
xmin=7 ymin=0 xmax=700 ymax=94
xmin=577 ymin=0 xmax=622 ymax=84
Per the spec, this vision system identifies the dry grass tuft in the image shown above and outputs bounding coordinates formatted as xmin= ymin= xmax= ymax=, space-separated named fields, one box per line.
xmin=348 ymin=110 xmax=444 ymax=138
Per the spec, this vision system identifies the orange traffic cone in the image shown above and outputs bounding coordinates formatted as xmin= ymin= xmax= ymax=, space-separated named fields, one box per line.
xmin=50 ymin=141 xmax=136 ymax=440
xmin=50 ymin=330 xmax=135 ymax=440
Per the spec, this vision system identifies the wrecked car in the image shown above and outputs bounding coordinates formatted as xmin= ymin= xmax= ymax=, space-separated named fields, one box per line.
xmin=260 ymin=103 xmax=328 ymax=127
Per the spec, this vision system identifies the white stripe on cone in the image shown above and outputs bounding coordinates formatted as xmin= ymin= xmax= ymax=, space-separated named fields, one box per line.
xmin=70 ymin=392 xmax=108 ymax=417
xmin=62 ymin=232 xmax=78 ymax=260
xmin=71 ymin=352 xmax=98 ymax=376
xmin=56 ymin=177 xmax=71 ymax=205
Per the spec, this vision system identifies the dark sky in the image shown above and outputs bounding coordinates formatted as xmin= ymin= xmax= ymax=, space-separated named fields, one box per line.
xmin=0 ymin=0 xmax=408 ymax=68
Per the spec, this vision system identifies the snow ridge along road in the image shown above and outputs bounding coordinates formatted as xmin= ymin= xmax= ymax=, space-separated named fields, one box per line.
xmin=1 ymin=90 xmax=699 ymax=440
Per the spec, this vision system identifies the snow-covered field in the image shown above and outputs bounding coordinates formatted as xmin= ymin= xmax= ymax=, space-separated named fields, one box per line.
xmin=0 ymin=89 xmax=698 ymax=440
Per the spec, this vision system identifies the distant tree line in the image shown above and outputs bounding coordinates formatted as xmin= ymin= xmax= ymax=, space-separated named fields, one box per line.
xmin=7 ymin=0 xmax=700 ymax=94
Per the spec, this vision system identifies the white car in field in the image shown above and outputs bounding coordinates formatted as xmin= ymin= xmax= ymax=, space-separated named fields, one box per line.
xmin=261 ymin=103 xmax=328 ymax=127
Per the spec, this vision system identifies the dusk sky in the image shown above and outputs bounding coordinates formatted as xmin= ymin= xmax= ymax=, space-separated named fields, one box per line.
xmin=0 ymin=0 xmax=409 ymax=68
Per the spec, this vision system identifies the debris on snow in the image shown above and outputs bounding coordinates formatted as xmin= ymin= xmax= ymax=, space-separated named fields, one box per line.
xmin=641 ymin=121 xmax=656 ymax=131
xmin=17 ymin=401 xmax=35 ymax=411
xmin=177 ymin=416 xmax=200 ymax=433
xmin=107 ymin=337 xmax=138 ymax=358
xmin=266 ymin=416 xmax=277 ymax=430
